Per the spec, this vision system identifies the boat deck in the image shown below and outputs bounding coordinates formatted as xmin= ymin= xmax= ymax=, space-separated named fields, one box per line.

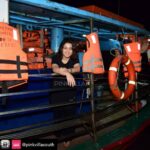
xmin=65 ymin=96 xmax=150 ymax=150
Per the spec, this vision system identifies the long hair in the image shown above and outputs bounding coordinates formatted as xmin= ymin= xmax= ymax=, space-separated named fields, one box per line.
xmin=56 ymin=38 xmax=77 ymax=61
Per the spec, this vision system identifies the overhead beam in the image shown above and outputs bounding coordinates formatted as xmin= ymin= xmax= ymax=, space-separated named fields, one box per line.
xmin=9 ymin=18 xmax=127 ymax=39
xmin=10 ymin=10 xmax=51 ymax=21
xmin=10 ymin=0 xmax=149 ymax=34
xmin=10 ymin=15 xmax=38 ymax=23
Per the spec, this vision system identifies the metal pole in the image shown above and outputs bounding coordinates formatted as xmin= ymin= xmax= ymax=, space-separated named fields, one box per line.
xmin=135 ymin=73 xmax=139 ymax=112
xmin=16 ymin=24 xmax=23 ymax=48
xmin=90 ymin=18 xmax=93 ymax=33
xmin=135 ymin=32 xmax=139 ymax=113
xmin=89 ymin=18 xmax=97 ymax=142
xmin=40 ymin=29 xmax=44 ymax=48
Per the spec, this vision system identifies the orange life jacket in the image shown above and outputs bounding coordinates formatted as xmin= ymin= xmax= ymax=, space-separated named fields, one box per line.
xmin=23 ymin=30 xmax=49 ymax=48
xmin=0 ymin=22 xmax=28 ymax=88
xmin=28 ymin=63 xmax=44 ymax=70
xmin=45 ymin=57 xmax=52 ymax=68
xmin=23 ymin=38 xmax=49 ymax=48
xmin=24 ymin=47 xmax=44 ymax=53
xmin=27 ymin=53 xmax=43 ymax=63
xmin=46 ymin=48 xmax=53 ymax=55
xmin=82 ymin=32 xmax=105 ymax=74
xmin=123 ymin=42 xmax=141 ymax=77
xmin=23 ymin=30 xmax=48 ymax=41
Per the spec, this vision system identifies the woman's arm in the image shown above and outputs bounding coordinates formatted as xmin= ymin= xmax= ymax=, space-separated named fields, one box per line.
xmin=68 ymin=63 xmax=80 ymax=73
xmin=52 ymin=64 xmax=76 ymax=87
xmin=52 ymin=64 xmax=68 ymax=76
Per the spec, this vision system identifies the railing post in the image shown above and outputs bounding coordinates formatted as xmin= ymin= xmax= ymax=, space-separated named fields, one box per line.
xmin=89 ymin=18 xmax=97 ymax=142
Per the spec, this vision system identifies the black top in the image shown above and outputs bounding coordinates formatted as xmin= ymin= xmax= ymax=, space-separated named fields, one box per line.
xmin=52 ymin=55 xmax=79 ymax=69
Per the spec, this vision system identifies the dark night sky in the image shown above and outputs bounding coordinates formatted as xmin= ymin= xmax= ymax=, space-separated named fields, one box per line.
xmin=53 ymin=0 xmax=150 ymax=31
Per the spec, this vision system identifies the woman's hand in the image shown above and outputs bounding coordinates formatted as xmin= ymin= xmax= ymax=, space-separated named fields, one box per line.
xmin=65 ymin=72 xmax=76 ymax=87
xmin=52 ymin=66 xmax=76 ymax=87
xmin=60 ymin=68 xmax=76 ymax=87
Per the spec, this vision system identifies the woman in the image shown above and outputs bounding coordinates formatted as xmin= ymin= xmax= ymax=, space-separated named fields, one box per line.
xmin=51 ymin=38 xmax=80 ymax=147
xmin=52 ymin=38 xmax=80 ymax=86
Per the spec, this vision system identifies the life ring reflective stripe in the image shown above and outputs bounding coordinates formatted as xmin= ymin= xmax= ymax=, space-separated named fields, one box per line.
xmin=108 ymin=55 xmax=136 ymax=100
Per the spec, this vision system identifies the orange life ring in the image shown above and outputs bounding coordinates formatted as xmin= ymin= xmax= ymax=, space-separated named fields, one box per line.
xmin=108 ymin=55 xmax=136 ymax=100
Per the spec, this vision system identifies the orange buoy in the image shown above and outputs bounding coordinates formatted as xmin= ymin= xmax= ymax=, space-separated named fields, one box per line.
xmin=108 ymin=55 xmax=136 ymax=100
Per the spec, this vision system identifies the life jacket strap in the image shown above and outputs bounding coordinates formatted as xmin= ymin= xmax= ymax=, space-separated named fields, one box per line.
xmin=0 ymin=56 xmax=28 ymax=78
xmin=16 ymin=56 xmax=21 ymax=78
xmin=0 ymin=70 xmax=28 ymax=74
xmin=0 ymin=59 xmax=27 ymax=65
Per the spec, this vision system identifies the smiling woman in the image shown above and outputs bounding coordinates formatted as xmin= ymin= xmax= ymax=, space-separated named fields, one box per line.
xmin=51 ymin=38 xmax=80 ymax=147
xmin=52 ymin=38 xmax=80 ymax=87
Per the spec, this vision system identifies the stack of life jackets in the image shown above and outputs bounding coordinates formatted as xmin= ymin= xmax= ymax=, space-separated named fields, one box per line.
xmin=24 ymin=47 xmax=45 ymax=70
xmin=0 ymin=22 xmax=28 ymax=89
xmin=82 ymin=32 xmax=105 ymax=74
xmin=23 ymin=30 xmax=53 ymax=70
xmin=44 ymin=49 xmax=53 ymax=68
xmin=123 ymin=42 xmax=142 ymax=77
xmin=23 ymin=30 xmax=49 ymax=48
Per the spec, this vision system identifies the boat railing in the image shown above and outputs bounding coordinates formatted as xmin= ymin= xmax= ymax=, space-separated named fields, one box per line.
xmin=0 ymin=71 xmax=149 ymax=142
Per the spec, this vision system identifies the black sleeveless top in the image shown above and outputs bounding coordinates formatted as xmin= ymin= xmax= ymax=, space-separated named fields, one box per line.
xmin=52 ymin=55 xmax=79 ymax=69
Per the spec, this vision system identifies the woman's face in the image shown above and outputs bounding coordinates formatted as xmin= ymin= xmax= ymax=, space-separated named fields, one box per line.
xmin=62 ymin=42 xmax=73 ymax=58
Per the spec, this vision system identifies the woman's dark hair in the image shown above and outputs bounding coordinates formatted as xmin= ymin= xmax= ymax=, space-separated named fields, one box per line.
xmin=57 ymin=38 xmax=77 ymax=61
